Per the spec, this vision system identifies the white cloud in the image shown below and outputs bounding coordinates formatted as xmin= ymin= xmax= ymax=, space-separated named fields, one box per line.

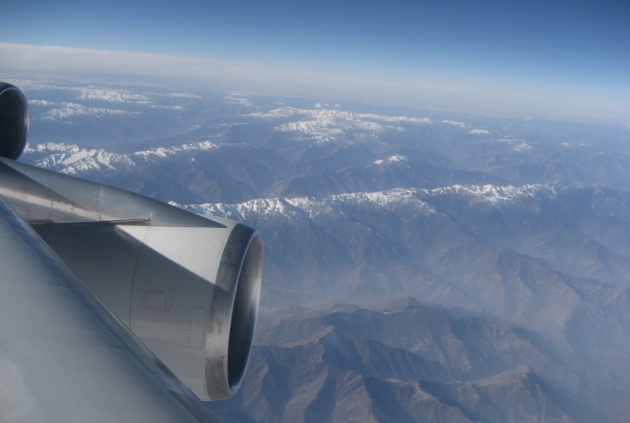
xmin=469 ymin=129 xmax=490 ymax=134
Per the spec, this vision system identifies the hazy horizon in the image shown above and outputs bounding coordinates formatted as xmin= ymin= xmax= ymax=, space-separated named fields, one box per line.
xmin=1 ymin=1 xmax=629 ymax=123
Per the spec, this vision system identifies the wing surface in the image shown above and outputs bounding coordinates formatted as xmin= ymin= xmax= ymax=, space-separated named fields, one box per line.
xmin=0 ymin=195 xmax=218 ymax=422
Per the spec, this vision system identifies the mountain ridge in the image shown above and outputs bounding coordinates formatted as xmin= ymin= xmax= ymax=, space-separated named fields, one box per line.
xmin=19 ymin=80 xmax=630 ymax=422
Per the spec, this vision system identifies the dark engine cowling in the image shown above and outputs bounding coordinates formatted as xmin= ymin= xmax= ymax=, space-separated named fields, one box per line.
xmin=0 ymin=82 xmax=28 ymax=160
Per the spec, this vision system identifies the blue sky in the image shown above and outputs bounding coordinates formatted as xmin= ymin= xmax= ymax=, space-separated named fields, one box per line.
xmin=1 ymin=0 xmax=629 ymax=122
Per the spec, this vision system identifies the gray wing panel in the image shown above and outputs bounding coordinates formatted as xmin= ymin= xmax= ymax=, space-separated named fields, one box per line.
xmin=0 ymin=196 xmax=216 ymax=422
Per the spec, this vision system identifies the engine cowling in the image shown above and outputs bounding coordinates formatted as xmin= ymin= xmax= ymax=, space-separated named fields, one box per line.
xmin=34 ymin=217 xmax=263 ymax=400
xmin=0 ymin=82 xmax=28 ymax=160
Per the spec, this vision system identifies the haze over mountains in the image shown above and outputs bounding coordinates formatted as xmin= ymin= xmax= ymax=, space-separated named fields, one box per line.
xmin=18 ymin=77 xmax=630 ymax=422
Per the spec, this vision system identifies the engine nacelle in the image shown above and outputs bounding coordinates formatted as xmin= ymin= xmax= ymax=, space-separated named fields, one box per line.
xmin=0 ymin=82 xmax=28 ymax=160
xmin=34 ymin=217 xmax=262 ymax=400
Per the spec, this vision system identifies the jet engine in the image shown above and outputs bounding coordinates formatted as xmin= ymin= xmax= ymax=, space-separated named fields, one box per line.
xmin=0 ymin=81 xmax=262 ymax=401
xmin=0 ymin=82 xmax=29 ymax=159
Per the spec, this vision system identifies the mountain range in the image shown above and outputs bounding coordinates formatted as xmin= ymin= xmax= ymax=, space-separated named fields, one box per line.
xmin=18 ymin=77 xmax=630 ymax=422
xmin=209 ymin=298 xmax=610 ymax=423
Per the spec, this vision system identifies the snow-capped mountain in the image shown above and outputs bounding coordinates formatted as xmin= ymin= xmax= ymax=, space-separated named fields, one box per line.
xmin=17 ymin=77 xmax=630 ymax=422
xmin=196 ymin=184 xmax=630 ymax=422
xmin=21 ymin=82 xmax=630 ymax=206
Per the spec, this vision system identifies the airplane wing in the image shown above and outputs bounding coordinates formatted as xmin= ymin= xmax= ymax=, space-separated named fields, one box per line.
xmin=0 ymin=82 xmax=262 ymax=422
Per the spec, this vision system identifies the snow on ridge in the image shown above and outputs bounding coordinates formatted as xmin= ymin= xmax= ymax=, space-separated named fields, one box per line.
xmin=25 ymin=142 xmax=77 ymax=154
xmin=270 ymin=109 xmax=355 ymax=144
xmin=250 ymin=107 xmax=433 ymax=144
xmin=492 ymin=136 xmax=533 ymax=152
xmin=247 ymin=106 xmax=303 ymax=119
xmin=330 ymin=188 xmax=434 ymax=214
xmin=374 ymin=154 xmax=408 ymax=166
xmin=174 ymin=183 xmax=561 ymax=225
xmin=469 ymin=129 xmax=490 ymax=135
xmin=132 ymin=140 xmax=219 ymax=160
xmin=513 ymin=143 xmax=532 ymax=152
xmin=174 ymin=197 xmax=312 ymax=223
xmin=170 ymin=92 xmax=203 ymax=99
xmin=248 ymin=106 xmax=432 ymax=127
xmin=150 ymin=105 xmax=185 ymax=111
xmin=274 ymin=119 xmax=347 ymax=144
xmin=422 ymin=184 xmax=554 ymax=205
xmin=40 ymin=102 xmax=135 ymax=120
xmin=28 ymin=140 xmax=221 ymax=159
xmin=224 ymin=95 xmax=254 ymax=107
xmin=78 ymin=88 xmax=151 ymax=104
xmin=176 ymin=188 xmax=436 ymax=222
xmin=354 ymin=113 xmax=432 ymax=125
xmin=441 ymin=120 xmax=466 ymax=128
xmin=24 ymin=140 xmax=222 ymax=174
xmin=24 ymin=142 xmax=133 ymax=174
xmin=29 ymin=99 xmax=54 ymax=106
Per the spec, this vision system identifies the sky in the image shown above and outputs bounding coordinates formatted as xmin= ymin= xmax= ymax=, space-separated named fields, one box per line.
xmin=1 ymin=0 xmax=629 ymax=122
